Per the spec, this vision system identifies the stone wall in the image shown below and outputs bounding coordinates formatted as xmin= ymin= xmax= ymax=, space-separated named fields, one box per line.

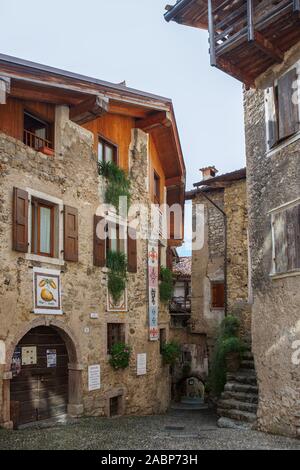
xmin=245 ymin=43 xmax=300 ymax=437
xmin=0 ymin=108 xmax=170 ymax=427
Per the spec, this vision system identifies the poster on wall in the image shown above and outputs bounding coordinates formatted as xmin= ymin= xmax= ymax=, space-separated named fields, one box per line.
xmin=33 ymin=267 xmax=62 ymax=315
xmin=137 ymin=353 xmax=147 ymax=376
xmin=107 ymin=288 xmax=128 ymax=313
xmin=46 ymin=349 xmax=57 ymax=368
xmin=21 ymin=346 xmax=37 ymax=366
xmin=88 ymin=364 xmax=101 ymax=391
xmin=148 ymin=240 xmax=159 ymax=341
xmin=11 ymin=347 xmax=21 ymax=377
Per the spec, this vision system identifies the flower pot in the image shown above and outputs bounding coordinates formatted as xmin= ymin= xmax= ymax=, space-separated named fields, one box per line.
xmin=226 ymin=351 xmax=240 ymax=372
xmin=39 ymin=146 xmax=54 ymax=156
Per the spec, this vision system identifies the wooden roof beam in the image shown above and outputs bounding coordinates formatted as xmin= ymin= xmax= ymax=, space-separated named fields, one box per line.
xmin=251 ymin=31 xmax=284 ymax=63
xmin=70 ymin=95 xmax=109 ymax=124
xmin=216 ymin=57 xmax=254 ymax=88
xmin=166 ymin=176 xmax=185 ymax=187
xmin=136 ymin=111 xmax=172 ymax=132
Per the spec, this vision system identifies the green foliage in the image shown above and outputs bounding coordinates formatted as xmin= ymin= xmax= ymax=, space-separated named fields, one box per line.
xmin=159 ymin=266 xmax=174 ymax=303
xmin=98 ymin=161 xmax=131 ymax=212
xmin=109 ymin=342 xmax=131 ymax=370
xmin=208 ymin=315 xmax=245 ymax=397
xmin=107 ymin=250 xmax=127 ymax=303
xmin=161 ymin=341 xmax=181 ymax=366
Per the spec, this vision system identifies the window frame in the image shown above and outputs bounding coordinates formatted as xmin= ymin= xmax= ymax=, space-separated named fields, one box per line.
xmin=98 ymin=135 xmax=119 ymax=165
xmin=107 ymin=323 xmax=125 ymax=355
xmin=210 ymin=280 xmax=225 ymax=310
xmin=23 ymin=109 xmax=54 ymax=151
xmin=153 ymin=170 xmax=161 ymax=204
xmin=31 ymin=197 xmax=55 ymax=258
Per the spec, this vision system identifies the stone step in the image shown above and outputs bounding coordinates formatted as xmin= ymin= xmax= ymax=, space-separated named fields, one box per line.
xmin=224 ymin=382 xmax=258 ymax=394
xmin=217 ymin=408 xmax=257 ymax=424
xmin=221 ymin=390 xmax=258 ymax=404
xmin=227 ymin=370 xmax=257 ymax=386
xmin=242 ymin=350 xmax=254 ymax=361
xmin=218 ymin=398 xmax=258 ymax=414
xmin=240 ymin=360 xmax=255 ymax=370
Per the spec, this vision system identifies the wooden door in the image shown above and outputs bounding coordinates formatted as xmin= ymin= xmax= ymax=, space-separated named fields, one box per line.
xmin=10 ymin=326 xmax=69 ymax=426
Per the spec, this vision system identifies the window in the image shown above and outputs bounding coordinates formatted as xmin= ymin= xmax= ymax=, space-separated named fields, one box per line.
xmin=31 ymin=197 xmax=56 ymax=257
xmin=266 ymin=67 xmax=299 ymax=150
xmin=271 ymin=201 xmax=300 ymax=275
xmin=109 ymin=396 xmax=121 ymax=417
xmin=107 ymin=323 xmax=125 ymax=354
xmin=98 ymin=136 xmax=118 ymax=164
xmin=153 ymin=171 xmax=160 ymax=204
xmin=106 ymin=222 xmax=126 ymax=261
xmin=159 ymin=328 xmax=166 ymax=354
xmin=211 ymin=281 xmax=225 ymax=309
xmin=23 ymin=111 xmax=53 ymax=152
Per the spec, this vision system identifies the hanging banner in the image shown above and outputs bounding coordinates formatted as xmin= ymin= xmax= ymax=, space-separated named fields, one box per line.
xmin=33 ymin=267 xmax=62 ymax=315
xmin=148 ymin=240 xmax=159 ymax=341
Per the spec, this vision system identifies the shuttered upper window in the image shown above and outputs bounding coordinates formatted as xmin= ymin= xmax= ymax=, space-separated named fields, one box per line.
xmin=271 ymin=201 xmax=300 ymax=275
xmin=211 ymin=282 xmax=225 ymax=309
xmin=266 ymin=67 xmax=300 ymax=150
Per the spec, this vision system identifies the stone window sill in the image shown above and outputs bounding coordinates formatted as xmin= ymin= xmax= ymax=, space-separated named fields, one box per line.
xmin=270 ymin=270 xmax=300 ymax=280
xmin=267 ymin=131 xmax=300 ymax=157
xmin=25 ymin=253 xmax=65 ymax=266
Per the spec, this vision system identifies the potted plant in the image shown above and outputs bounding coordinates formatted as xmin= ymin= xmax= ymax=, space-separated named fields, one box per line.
xmin=161 ymin=341 xmax=181 ymax=366
xmin=109 ymin=342 xmax=131 ymax=370
xmin=222 ymin=336 xmax=245 ymax=373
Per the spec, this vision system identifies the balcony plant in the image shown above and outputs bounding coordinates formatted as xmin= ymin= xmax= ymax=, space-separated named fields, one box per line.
xmin=107 ymin=250 xmax=127 ymax=303
xmin=98 ymin=160 xmax=131 ymax=212
xmin=109 ymin=342 xmax=131 ymax=370
xmin=159 ymin=266 xmax=174 ymax=303
xmin=161 ymin=341 xmax=181 ymax=366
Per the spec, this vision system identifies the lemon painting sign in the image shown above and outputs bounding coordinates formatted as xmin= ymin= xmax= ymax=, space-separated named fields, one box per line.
xmin=33 ymin=267 xmax=62 ymax=315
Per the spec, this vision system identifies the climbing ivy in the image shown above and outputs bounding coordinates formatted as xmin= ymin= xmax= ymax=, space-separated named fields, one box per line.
xmin=98 ymin=160 xmax=131 ymax=212
xmin=159 ymin=266 xmax=174 ymax=303
xmin=107 ymin=250 xmax=127 ymax=303
xmin=161 ymin=341 xmax=181 ymax=366
xmin=109 ymin=342 xmax=131 ymax=370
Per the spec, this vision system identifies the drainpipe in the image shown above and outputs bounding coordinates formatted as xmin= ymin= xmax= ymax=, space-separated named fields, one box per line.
xmin=198 ymin=190 xmax=228 ymax=317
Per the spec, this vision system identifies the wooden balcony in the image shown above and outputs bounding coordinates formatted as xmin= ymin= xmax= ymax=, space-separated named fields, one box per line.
xmin=208 ymin=0 xmax=300 ymax=86
xmin=23 ymin=129 xmax=54 ymax=155
xmin=169 ymin=296 xmax=191 ymax=314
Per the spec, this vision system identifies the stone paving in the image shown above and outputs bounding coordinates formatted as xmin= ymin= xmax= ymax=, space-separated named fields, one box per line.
xmin=0 ymin=409 xmax=300 ymax=450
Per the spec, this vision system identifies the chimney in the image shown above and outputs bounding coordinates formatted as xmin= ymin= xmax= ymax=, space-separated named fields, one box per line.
xmin=200 ymin=166 xmax=218 ymax=181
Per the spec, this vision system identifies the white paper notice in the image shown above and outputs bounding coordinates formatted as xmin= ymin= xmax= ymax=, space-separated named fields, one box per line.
xmin=137 ymin=353 xmax=147 ymax=376
xmin=0 ymin=340 xmax=5 ymax=365
xmin=88 ymin=364 xmax=101 ymax=391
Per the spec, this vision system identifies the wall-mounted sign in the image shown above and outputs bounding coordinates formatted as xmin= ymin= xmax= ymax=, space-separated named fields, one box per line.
xmin=107 ymin=288 xmax=128 ymax=313
xmin=11 ymin=347 xmax=21 ymax=377
xmin=22 ymin=346 xmax=37 ymax=366
xmin=46 ymin=349 xmax=57 ymax=368
xmin=90 ymin=313 xmax=99 ymax=319
xmin=0 ymin=340 xmax=5 ymax=365
xmin=88 ymin=364 xmax=101 ymax=391
xmin=137 ymin=353 xmax=147 ymax=376
xmin=33 ymin=267 xmax=62 ymax=315
xmin=148 ymin=241 xmax=159 ymax=341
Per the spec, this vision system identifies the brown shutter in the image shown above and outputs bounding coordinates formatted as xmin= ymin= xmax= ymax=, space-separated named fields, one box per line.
xmin=127 ymin=227 xmax=137 ymax=273
xmin=212 ymin=282 xmax=225 ymax=308
xmin=13 ymin=187 xmax=29 ymax=252
xmin=166 ymin=246 xmax=173 ymax=270
xmin=273 ymin=211 xmax=288 ymax=274
xmin=64 ymin=205 xmax=78 ymax=262
xmin=93 ymin=215 xmax=106 ymax=267
xmin=278 ymin=68 xmax=299 ymax=140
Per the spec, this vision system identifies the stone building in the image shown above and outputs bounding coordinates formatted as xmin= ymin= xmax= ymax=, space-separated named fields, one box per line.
xmin=165 ymin=0 xmax=300 ymax=437
xmin=0 ymin=54 xmax=185 ymax=428
xmin=186 ymin=167 xmax=249 ymax=356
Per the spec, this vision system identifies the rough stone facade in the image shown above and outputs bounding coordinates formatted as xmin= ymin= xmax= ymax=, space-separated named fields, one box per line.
xmin=0 ymin=107 xmax=171 ymax=428
xmin=245 ymin=42 xmax=300 ymax=437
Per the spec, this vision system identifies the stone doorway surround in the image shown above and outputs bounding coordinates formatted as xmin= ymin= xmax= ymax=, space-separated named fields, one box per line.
xmin=1 ymin=317 xmax=84 ymax=429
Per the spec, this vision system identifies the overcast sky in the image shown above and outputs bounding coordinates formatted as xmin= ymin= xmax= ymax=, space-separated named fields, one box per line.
xmin=1 ymin=0 xmax=245 ymax=254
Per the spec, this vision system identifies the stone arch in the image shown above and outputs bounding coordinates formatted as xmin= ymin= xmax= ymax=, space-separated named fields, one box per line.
xmin=173 ymin=373 xmax=206 ymax=403
xmin=2 ymin=318 xmax=84 ymax=429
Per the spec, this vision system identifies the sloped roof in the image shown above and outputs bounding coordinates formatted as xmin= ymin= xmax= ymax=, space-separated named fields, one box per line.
xmin=193 ymin=167 xmax=246 ymax=188
xmin=173 ymin=256 xmax=192 ymax=278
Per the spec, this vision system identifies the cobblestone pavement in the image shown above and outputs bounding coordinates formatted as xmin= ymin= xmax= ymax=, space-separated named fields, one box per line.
xmin=0 ymin=409 xmax=300 ymax=450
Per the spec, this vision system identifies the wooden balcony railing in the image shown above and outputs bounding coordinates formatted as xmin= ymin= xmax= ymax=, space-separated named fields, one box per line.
xmin=208 ymin=0 xmax=300 ymax=85
xmin=169 ymin=296 xmax=191 ymax=314
xmin=23 ymin=129 xmax=53 ymax=153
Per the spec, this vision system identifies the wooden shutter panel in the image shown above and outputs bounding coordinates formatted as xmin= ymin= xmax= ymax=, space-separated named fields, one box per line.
xmin=64 ymin=205 xmax=78 ymax=262
xmin=13 ymin=187 xmax=29 ymax=252
xmin=286 ymin=204 xmax=300 ymax=271
xmin=166 ymin=246 xmax=173 ymax=270
xmin=212 ymin=283 xmax=225 ymax=308
xmin=94 ymin=215 xmax=106 ymax=267
xmin=278 ymin=68 xmax=299 ymax=140
xmin=266 ymin=87 xmax=278 ymax=149
xmin=273 ymin=211 xmax=288 ymax=274
xmin=127 ymin=227 xmax=137 ymax=273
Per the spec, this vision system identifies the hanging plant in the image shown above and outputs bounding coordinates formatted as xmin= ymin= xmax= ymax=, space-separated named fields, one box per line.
xmin=109 ymin=342 xmax=131 ymax=370
xmin=161 ymin=341 xmax=181 ymax=366
xmin=107 ymin=250 xmax=127 ymax=303
xmin=98 ymin=161 xmax=131 ymax=212
xmin=159 ymin=266 xmax=174 ymax=303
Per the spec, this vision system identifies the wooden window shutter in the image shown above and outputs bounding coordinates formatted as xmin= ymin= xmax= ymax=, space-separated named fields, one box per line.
xmin=127 ymin=227 xmax=137 ymax=273
xmin=93 ymin=215 xmax=106 ymax=267
xmin=64 ymin=205 xmax=78 ymax=262
xmin=273 ymin=211 xmax=288 ymax=274
xmin=278 ymin=68 xmax=299 ymax=140
xmin=212 ymin=282 xmax=225 ymax=309
xmin=286 ymin=204 xmax=300 ymax=271
xmin=13 ymin=187 xmax=29 ymax=252
xmin=266 ymin=87 xmax=278 ymax=149
xmin=166 ymin=246 xmax=173 ymax=270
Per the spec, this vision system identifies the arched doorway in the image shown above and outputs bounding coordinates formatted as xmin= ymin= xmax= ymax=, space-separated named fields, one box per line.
xmin=7 ymin=322 xmax=83 ymax=428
